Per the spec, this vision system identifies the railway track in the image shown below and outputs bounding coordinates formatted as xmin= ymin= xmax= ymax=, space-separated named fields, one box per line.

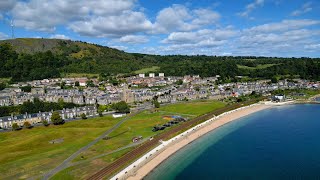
xmin=88 ymin=98 xmax=263 ymax=180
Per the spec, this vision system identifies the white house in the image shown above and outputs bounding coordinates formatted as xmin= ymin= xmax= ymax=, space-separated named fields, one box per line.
xmin=112 ymin=113 xmax=126 ymax=118
xmin=149 ymin=73 xmax=155 ymax=78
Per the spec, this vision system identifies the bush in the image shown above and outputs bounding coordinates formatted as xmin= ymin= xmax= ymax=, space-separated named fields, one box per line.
xmin=111 ymin=101 xmax=130 ymax=113
xmin=12 ymin=123 xmax=21 ymax=131
xmin=81 ymin=113 xmax=87 ymax=119
xmin=51 ymin=111 xmax=65 ymax=125
xmin=42 ymin=120 xmax=49 ymax=127
xmin=23 ymin=121 xmax=32 ymax=129
xmin=154 ymin=100 xmax=160 ymax=108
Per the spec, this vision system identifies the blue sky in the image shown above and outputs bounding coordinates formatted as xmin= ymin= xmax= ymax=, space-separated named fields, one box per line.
xmin=0 ymin=0 xmax=319 ymax=57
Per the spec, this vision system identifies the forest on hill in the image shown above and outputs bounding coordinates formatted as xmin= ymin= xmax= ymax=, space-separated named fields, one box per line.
xmin=1 ymin=38 xmax=320 ymax=82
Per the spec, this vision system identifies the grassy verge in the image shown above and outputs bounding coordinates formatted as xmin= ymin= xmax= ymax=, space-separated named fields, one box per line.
xmin=0 ymin=116 xmax=119 ymax=180
xmin=237 ymin=64 xmax=278 ymax=70
xmin=134 ymin=66 xmax=160 ymax=74
xmin=62 ymin=73 xmax=99 ymax=78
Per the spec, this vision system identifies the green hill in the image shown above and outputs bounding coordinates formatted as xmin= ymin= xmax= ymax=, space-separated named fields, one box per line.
xmin=0 ymin=38 xmax=155 ymax=81
xmin=0 ymin=38 xmax=134 ymax=58
xmin=1 ymin=38 xmax=320 ymax=82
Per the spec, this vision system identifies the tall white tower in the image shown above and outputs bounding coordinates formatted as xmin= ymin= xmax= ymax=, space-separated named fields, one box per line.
xmin=11 ymin=20 xmax=15 ymax=39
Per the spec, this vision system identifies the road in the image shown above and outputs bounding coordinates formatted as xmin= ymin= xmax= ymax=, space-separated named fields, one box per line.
xmin=41 ymin=105 xmax=152 ymax=180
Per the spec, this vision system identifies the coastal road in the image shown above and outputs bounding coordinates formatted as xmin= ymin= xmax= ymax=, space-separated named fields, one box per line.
xmin=41 ymin=105 xmax=152 ymax=180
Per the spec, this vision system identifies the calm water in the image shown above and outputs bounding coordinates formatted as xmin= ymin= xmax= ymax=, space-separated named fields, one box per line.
xmin=145 ymin=104 xmax=320 ymax=180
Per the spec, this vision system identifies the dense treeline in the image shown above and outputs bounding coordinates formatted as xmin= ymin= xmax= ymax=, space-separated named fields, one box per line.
xmin=1 ymin=40 xmax=320 ymax=82
xmin=235 ymin=58 xmax=320 ymax=80
xmin=0 ymin=98 xmax=81 ymax=117
xmin=0 ymin=43 xmax=65 ymax=81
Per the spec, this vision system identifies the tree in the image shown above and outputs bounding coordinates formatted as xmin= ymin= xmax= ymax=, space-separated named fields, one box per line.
xmin=20 ymin=85 xmax=32 ymax=92
xmin=271 ymin=76 xmax=278 ymax=83
xmin=75 ymin=81 xmax=80 ymax=86
xmin=23 ymin=121 xmax=32 ymax=129
xmin=42 ymin=119 xmax=49 ymax=126
xmin=81 ymin=113 xmax=87 ymax=119
xmin=112 ymin=101 xmax=130 ymax=113
xmin=154 ymin=101 xmax=160 ymax=108
xmin=51 ymin=111 xmax=65 ymax=125
xmin=60 ymin=81 xmax=66 ymax=89
xmin=86 ymin=80 xmax=95 ymax=87
xmin=0 ymin=83 xmax=6 ymax=90
xmin=99 ymin=111 xmax=103 ymax=117
xmin=12 ymin=123 xmax=20 ymax=131
xmin=175 ymin=79 xmax=183 ymax=85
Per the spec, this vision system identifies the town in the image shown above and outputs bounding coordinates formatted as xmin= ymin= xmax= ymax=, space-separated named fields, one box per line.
xmin=1 ymin=72 xmax=319 ymax=130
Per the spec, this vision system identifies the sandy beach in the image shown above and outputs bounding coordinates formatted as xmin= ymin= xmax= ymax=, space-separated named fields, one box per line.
xmin=122 ymin=103 xmax=272 ymax=180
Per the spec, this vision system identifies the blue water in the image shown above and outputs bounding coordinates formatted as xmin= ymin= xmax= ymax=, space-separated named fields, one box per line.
xmin=145 ymin=104 xmax=320 ymax=180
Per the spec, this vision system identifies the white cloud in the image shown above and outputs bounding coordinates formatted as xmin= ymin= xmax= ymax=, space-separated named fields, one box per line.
xmin=69 ymin=11 xmax=152 ymax=37
xmin=155 ymin=18 xmax=320 ymax=57
xmin=119 ymin=35 xmax=149 ymax=44
xmin=162 ymin=29 xmax=237 ymax=45
xmin=235 ymin=21 xmax=320 ymax=56
xmin=11 ymin=0 xmax=138 ymax=32
xmin=246 ymin=19 xmax=320 ymax=33
xmin=155 ymin=28 xmax=238 ymax=55
xmin=304 ymin=44 xmax=320 ymax=51
xmin=0 ymin=0 xmax=17 ymax=19
xmin=238 ymin=0 xmax=264 ymax=18
xmin=0 ymin=32 xmax=9 ymax=40
xmin=50 ymin=34 xmax=70 ymax=40
xmin=291 ymin=2 xmax=312 ymax=16
xmin=109 ymin=45 xmax=128 ymax=51
xmin=152 ymin=5 xmax=220 ymax=34
xmin=191 ymin=9 xmax=221 ymax=27
xmin=0 ymin=1 xmax=17 ymax=11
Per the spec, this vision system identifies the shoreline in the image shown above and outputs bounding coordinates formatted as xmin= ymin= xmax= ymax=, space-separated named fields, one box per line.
xmin=112 ymin=102 xmax=275 ymax=180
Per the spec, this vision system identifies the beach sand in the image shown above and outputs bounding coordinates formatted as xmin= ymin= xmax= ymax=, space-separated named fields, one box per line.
xmin=126 ymin=103 xmax=272 ymax=180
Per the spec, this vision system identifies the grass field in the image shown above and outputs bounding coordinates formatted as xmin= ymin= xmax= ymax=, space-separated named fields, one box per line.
xmin=160 ymin=100 xmax=226 ymax=116
xmin=62 ymin=73 xmax=99 ymax=78
xmin=0 ymin=116 xmax=119 ymax=180
xmin=237 ymin=64 xmax=278 ymax=70
xmin=134 ymin=66 xmax=160 ymax=74
xmin=51 ymin=100 xmax=226 ymax=179
xmin=0 ymin=77 xmax=11 ymax=83
xmin=52 ymin=147 xmax=134 ymax=180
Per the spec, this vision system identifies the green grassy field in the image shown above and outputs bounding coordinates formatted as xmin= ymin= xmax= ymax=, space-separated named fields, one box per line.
xmin=0 ymin=116 xmax=119 ymax=180
xmin=52 ymin=147 xmax=134 ymax=180
xmin=134 ymin=66 xmax=160 ymax=74
xmin=0 ymin=100 xmax=225 ymax=180
xmin=237 ymin=64 xmax=278 ymax=70
xmin=62 ymin=73 xmax=99 ymax=78
xmin=160 ymin=100 xmax=226 ymax=116
xmin=51 ymin=100 xmax=226 ymax=179
xmin=0 ymin=77 xmax=11 ymax=83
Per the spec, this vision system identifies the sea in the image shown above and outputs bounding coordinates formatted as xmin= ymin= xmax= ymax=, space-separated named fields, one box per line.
xmin=145 ymin=104 xmax=320 ymax=180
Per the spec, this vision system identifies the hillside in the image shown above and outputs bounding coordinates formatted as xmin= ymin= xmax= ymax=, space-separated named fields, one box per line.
xmin=0 ymin=38 xmax=155 ymax=81
xmin=1 ymin=38 xmax=64 ymax=54
xmin=0 ymin=38 xmax=132 ymax=58
xmin=1 ymin=38 xmax=320 ymax=82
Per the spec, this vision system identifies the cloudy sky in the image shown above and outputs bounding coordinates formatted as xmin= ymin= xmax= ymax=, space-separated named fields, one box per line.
xmin=0 ymin=0 xmax=319 ymax=57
